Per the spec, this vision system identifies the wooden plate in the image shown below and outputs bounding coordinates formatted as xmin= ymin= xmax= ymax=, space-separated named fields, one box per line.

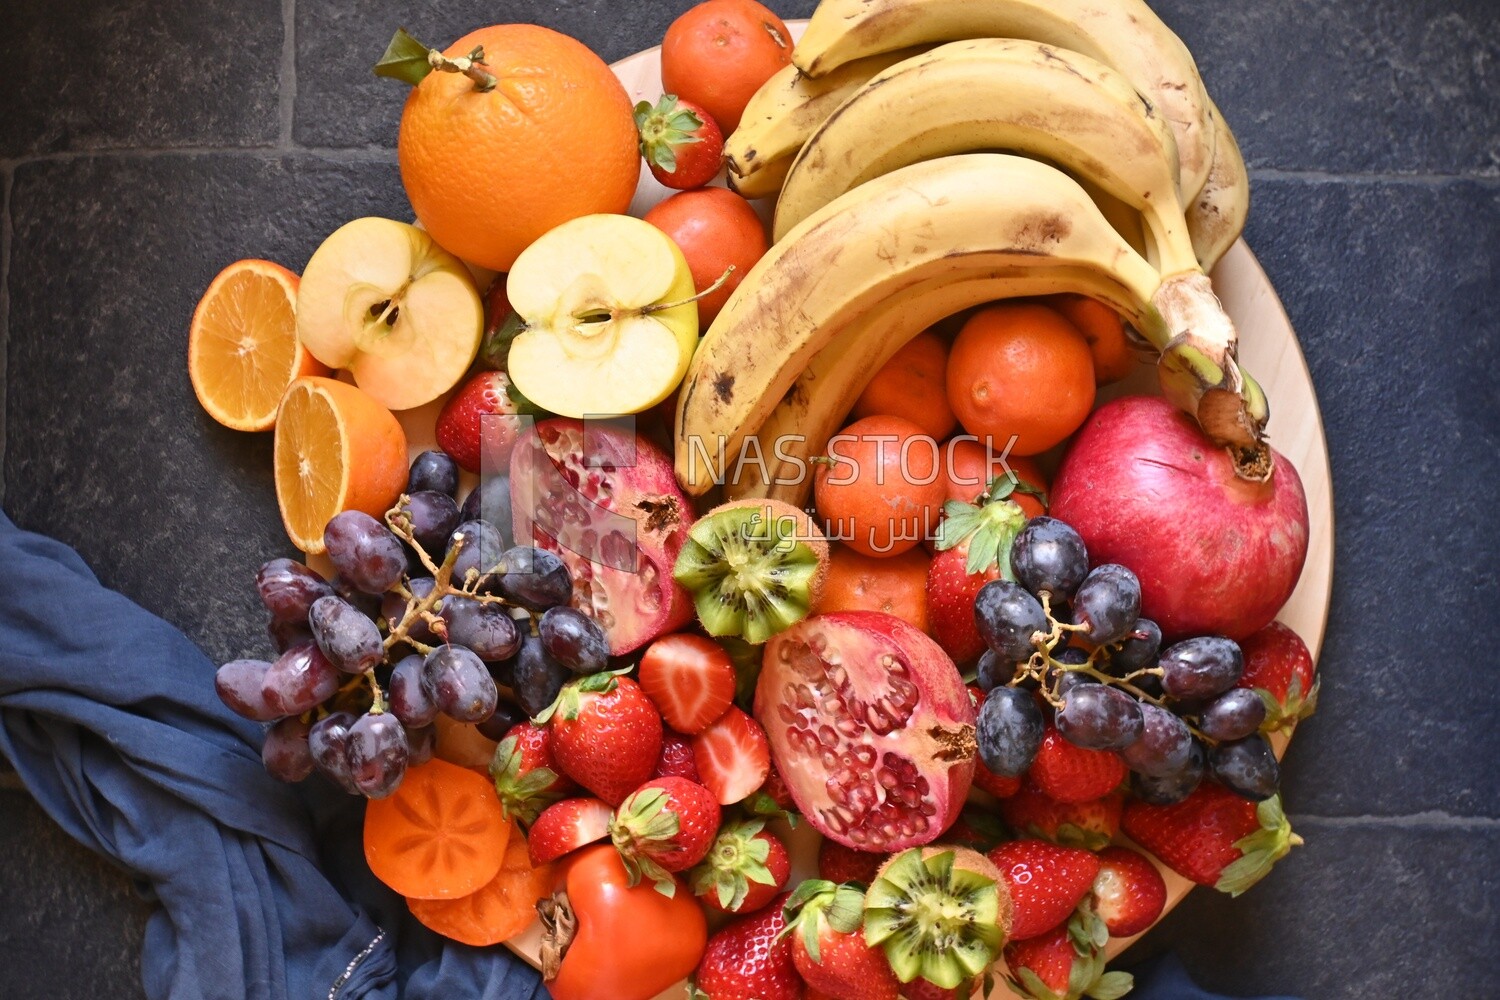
xmin=356 ymin=24 xmax=1334 ymax=999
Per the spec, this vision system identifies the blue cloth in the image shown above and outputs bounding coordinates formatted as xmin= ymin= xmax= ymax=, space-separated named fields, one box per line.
xmin=0 ymin=510 xmax=1294 ymax=1000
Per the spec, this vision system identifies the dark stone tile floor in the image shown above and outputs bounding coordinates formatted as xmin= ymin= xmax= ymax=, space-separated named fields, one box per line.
xmin=1 ymin=1 xmax=1497 ymax=998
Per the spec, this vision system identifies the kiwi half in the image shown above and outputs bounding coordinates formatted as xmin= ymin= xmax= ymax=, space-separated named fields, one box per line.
xmin=673 ymin=499 xmax=829 ymax=644
xmin=864 ymin=845 xmax=1012 ymax=990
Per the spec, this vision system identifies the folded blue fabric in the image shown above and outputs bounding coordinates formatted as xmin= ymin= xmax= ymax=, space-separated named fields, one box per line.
xmin=0 ymin=510 xmax=1292 ymax=1000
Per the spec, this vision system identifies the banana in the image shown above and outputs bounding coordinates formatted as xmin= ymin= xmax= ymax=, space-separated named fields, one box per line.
xmin=1187 ymin=98 xmax=1251 ymax=271
xmin=674 ymin=154 xmax=1267 ymax=496
xmin=724 ymin=47 xmax=928 ymax=201
xmin=792 ymin=0 xmax=1217 ymax=202
xmin=772 ymin=40 xmax=1199 ymax=278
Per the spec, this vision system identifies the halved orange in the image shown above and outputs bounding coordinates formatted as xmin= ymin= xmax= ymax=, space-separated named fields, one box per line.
xmin=274 ymin=376 xmax=408 ymax=554
xmin=407 ymin=824 xmax=554 ymax=946
xmin=365 ymin=758 xmax=511 ymax=900
xmin=188 ymin=259 xmax=326 ymax=431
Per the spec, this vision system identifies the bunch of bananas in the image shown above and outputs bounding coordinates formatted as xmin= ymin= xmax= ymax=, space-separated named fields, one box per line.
xmin=674 ymin=0 xmax=1265 ymax=503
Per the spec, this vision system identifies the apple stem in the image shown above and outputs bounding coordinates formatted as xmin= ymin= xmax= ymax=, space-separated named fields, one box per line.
xmin=428 ymin=45 xmax=497 ymax=92
xmin=641 ymin=265 xmax=736 ymax=315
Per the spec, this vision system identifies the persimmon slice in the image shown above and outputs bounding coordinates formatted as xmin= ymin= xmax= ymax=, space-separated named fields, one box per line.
xmin=407 ymin=825 xmax=554 ymax=945
xmin=364 ymin=758 xmax=510 ymax=899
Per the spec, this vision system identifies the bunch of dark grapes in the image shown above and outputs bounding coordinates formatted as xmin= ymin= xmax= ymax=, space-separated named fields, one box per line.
xmin=972 ymin=516 xmax=1280 ymax=806
xmin=216 ymin=449 xmax=608 ymax=799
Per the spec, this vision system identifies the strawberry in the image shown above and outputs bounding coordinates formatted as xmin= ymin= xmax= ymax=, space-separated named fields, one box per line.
xmin=638 ymin=633 xmax=737 ymax=734
xmin=653 ymin=731 xmax=703 ymax=782
xmin=986 ymin=839 xmax=1101 ymax=941
xmin=967 ymin=687 xmax=1023 ymax=799
xmin=999 ymin=785 xmax=1123 ymax=851
xmin=1122 ymin=785 xmax=1301 ymax=896
xmin=434 ymin=370 xmax=524 ymax=474
xmin=902 ymin=978 xmax=977 ymax=1000
xmin=817 ymin=838 xmax=883 ymax=885
xmin=929 ymin=488 xmax=1033 ymax=663
xmin=1236 ymin=622 xmax=1319 ymax=732
xmin=691 ymin=819 xmax=791 ymax=914
xmin=610 ymin=776 xmax=721 ymax=892
xmin=1090 ymin=846 xmax=1166 ymax=937
xmin=783 ymin=880 xmax=901 ymax=1000
xmin=635 ymin=94 xmax=725 ymax=191
xmin=758 ymin=764 xmax=795 ymax=811
xmin=489 ymin=721 xmax=576 ymax=824
xmin=692 ymin=706 xmax=770 ymax=805
xmin=1027 ymin=726 xmax=1125 ymax=804
xmin=1003 ymin=910 xmax=1132 ymax=1000
xmin=940 ymin=806 xmax=1011 ymax=853
xmin=542 ymin=673 xmax=664 ymax=806
xmin=528 ymin=797 xmax=612 ymax=865
xmin=692 ymin=893 xmax=801 ymax=1000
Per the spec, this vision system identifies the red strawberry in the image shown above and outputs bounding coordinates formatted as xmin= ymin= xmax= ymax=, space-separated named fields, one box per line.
xmin=817 ymin=838 xmax=883 ymax=885
xmin=654 ymin=731 xmax=703 ymax=782
xmin=528 ymin=797 xmax=612 ymax=865
xmin=784 ymin=881 xmax=900 ymax=1000
xmin=999 ymin=785 xmax=1123 ymax=851
xmin=434 ymin=370 xmax=524 ymax=474
xmin=1003 ymin=911 xmax=1132 ymax=1000
xmin=968 ymin=687 xmax=1022 ymax=799
xmin=986 ymin=839 xmax=1101 ymax=941
xmin=1122 ymin=785 xmax=1301 ymax=895
xmin=1090 ymin=846 xmax=1166 ymax=937
xmin=1236 ymin=622 xmax=1319 ymax=732
xmin=902 ymin=978 xmax=976 ymax=1000
xmin=940 ymin=807 xmax=1010 ymax=853
xmin=490 ymin=721 xmax=576 ymax=824
xmin=928 ymin=492 xmax=1031 ymax=663
xmin=635 ymin=94 xmax=725 ymax=190
xmin=1027 ymin=726 xmax=1125 ymax=804
xmin=692 ymin=706 xmax=770 ymax=805
xmin=759 ymin=764 xmax=795 ymax=811
xmin=691 ymin=819 xmax=791 ymax=914
xmin=544 ymin=674 xmax=664 ymax=806
xmin=610 ymin=776 xmax=721 ymax=892
xmin=692 ymin=893 xmax=801 ymax=1000
xmin=639 ymin=633 xmax=737 ymax=734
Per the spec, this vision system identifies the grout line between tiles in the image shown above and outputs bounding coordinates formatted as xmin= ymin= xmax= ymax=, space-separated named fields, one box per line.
xmin=0 ymin=147 xmax=397 ymax=171
xmin=1292 ymin=811 xmax=1500 ymax=831
xmin=278 ymin=0 xmax=297 ymax=148
xmin=1250 ymin=167 xmax=1500 ymax=186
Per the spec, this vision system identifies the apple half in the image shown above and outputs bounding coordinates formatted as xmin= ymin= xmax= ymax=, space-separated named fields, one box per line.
xmin=505 ymin=214 xmax=699 ymax=418
xmin=297 ymin=217 xmax=482 ymax=411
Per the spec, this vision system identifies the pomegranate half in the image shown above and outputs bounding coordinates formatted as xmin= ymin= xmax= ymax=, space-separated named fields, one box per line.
xmin=756 ymin=611 xmax=976 ymax=852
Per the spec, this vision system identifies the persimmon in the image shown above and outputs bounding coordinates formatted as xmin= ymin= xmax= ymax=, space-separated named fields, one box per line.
xmin=407 ymin=824 xmax=553 ymax=946
xmin=364 ymin=758 xmax=510 ymax=899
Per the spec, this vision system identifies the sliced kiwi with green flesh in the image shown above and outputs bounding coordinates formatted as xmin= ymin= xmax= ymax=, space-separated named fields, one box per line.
xmin=673 ymin=499 xmax=829 ymax=644
xmin=864 ymin=846 xmax=1011 ymax=990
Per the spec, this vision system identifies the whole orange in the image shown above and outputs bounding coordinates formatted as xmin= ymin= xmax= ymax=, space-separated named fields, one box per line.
xmin=814 ymin=414 xmax=946 ymax=559
xmin=946 ymin=302 xmax=1096 ymax=456
xmin=815 ymin=544 xmax=931 ymax=631
xmin=851 ymin=330 xmax=957 ymax=440
xmin=643 ymin=187 xmax=768 ymax=325
xmin=398 ymin=25 xmax=641 ymax=271
xmin=661 ymin=0 xmax=793 ymax=133
xmin=1047 ymin=293 xmax=1137 ymax=385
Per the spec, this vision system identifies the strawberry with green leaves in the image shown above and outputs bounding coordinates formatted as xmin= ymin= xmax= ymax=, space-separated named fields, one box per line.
xmin=693 ymin=894 xmax=801 ymax=1000
xmin=635 ymin=94 xmax=725 ymax=190
xmin=782 ymin=881 xmax=901 ymax=1000
xmin=1236 ymin=622 xmax=1319 ymax=732
xmin=1122 ymin=785 xmax=1301 ymax=896
xmin=999 ymin=784 xmax=1124 ymax=852
xmin=489 ymin=721 xmax=574 ymax=824
xmin=1003 ymin=906 xmax=1133 ymax=1000
xmin=986 ymin=839 xmax=1101 ymax=941
xmin=540 ymin=672 xmax=663 ymax=806
xmin=690 ymin=818 xmax=790 ymax=914
xmin=610 ymin=776 xmax=721 ymax=894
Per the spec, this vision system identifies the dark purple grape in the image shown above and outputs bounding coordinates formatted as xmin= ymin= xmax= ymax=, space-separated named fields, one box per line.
xmin=1160 ymin=636 xmax=1244 ymax=700
xmin=309 ymin=712 xmax=360 ymax=794
xmin=1055 ymin=669 xmax=1097 ymax=698
xmin=514 ymin=633 xmax=571 ymax=718
xmin=308 ymin=595 xmax=384 ymax=674
xmin=406 ymin=724 xmax=437 ymax=765
xmin=409 ymin=450 xmax=460 ymax=498
xmin=488 ymin=656 xmax=518 ymax=689
xmin=324 ymin=511 xmax=406 ymax=594
xmin=346 ymin=712 xmax=409 ymax=798
xmin=381 ymin=578 xmax=439 ymax=644
xmin=498 ymin=547 xmax=573 ymax=612
xmin=460 ymin=476 xmax=515 ymax=547
xmin=261 ymin=643 xmax=341 ymax=716
xmin=1056 ymin=683 xmax=1143 ymax=751
xmin=1130 ymin=739 xmax=1205 ymax=805
xmin=973 ymin=580 xmax=1048 ymax=665
xmin=256 ymin=559 xmax=334 ymax=623
xmin=1111 ymin=619 xmax=1162 ymax=673
xmin=1120 ymin=702 xmax=1194 ymax=777
xmin=262 ymin=716 xmax=315 ymax=782
xmin=1071 ymin=564 xmax=1141 ymax=646
xmin=268 ymin=619 xmax=315 ymax=654
xmin=447 ymin=520 xmax=506 ymax=591
xmin=331 ymin=575 xmax=384 ymax=619
xmin=975 ymin=685 xmax=1046 ymax=778
xmin=216 ymin=659 xmax=280 ymax=721
xmin=1209 ymin=734 xmax=1279 ymax=801
xmin=975 ymin=649 xmax=1007 ymax=692
xmin=1010 ymin=517 xmax=1088 ymax=601
xmin=1055 ymin=647 xmax=1090 ymax=665
xmin=538 ymin=607 xmax=608 ymax=674
xmin=1199 ymin=689 xmax=1267 ymax=742
xmin=422 ymin=645 xmax=498 ymax=723
xmin=443 ymin=596 xmax=523 ymax=661
xmin=389 ymin=654 xmax=438 ymax=728
xmin=476 ymin=699 xmax=528 ymax=742
xmin=398 ymin=490 xmax=462 ymax=560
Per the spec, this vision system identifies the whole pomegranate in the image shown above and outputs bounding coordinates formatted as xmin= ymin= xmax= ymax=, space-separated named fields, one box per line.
xmin=510 ymin=419 xmax=695 ymax=654
xmin=755 ymin=611 xmax=975 ymax=852
xmin=1051 ymin=395 xmax=1310 ymax=642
